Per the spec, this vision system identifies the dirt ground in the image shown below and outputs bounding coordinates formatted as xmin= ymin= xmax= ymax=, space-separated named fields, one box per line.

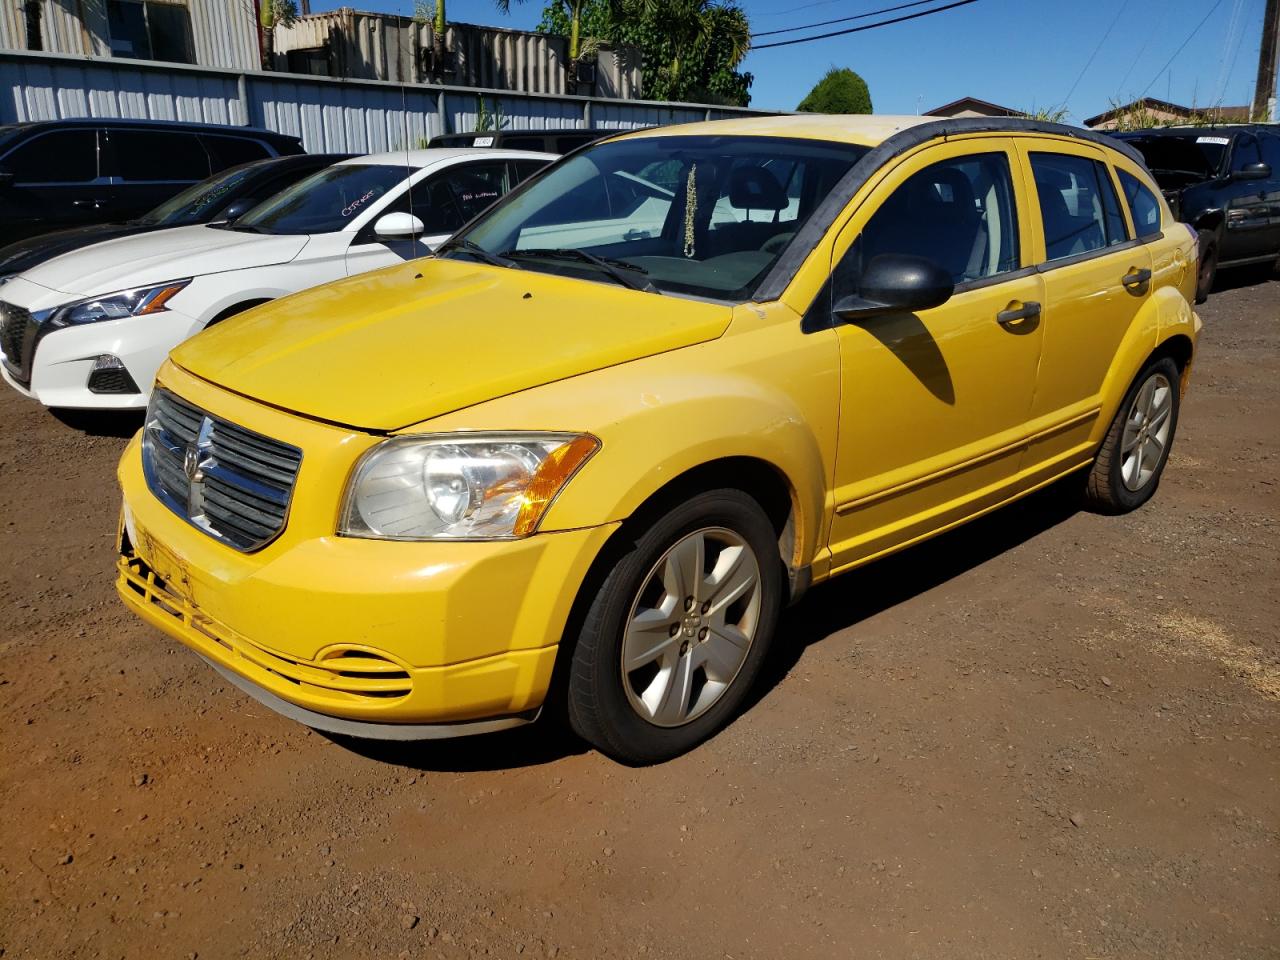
xmin=1 ymin=270 xmax=1277 ymax=960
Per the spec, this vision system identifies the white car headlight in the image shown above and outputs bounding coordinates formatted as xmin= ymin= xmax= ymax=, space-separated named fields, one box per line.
xmin=340 ymin=433 xmax=600 ymax=541
xmin=48 ymin=279 xmax=190 ymax=328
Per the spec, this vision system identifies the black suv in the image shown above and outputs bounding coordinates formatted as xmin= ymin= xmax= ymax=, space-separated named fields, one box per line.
xmin=0 ymin=118 xmax=304 ymax=246
xmin=1111 ymin=125 xmax=1280 ymax=300
xmin=0 ymin=153 xmax=349 ymax=283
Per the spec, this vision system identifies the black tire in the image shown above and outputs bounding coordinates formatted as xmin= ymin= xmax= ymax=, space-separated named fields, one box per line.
xmin=567 ymin=489 xmax=784 ymax=765
xmin=1195 ymin=229 xmax=1217 ymax=304
xmin=1085 ymin=355 xmax=1181 ymax=514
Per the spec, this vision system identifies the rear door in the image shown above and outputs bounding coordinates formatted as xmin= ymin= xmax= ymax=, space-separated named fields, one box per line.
xmin=0 ymin=128 xmax=108 ymax=240
xmin=1016 ymin=140 xmax=1153 ymax=472
xmin=100 ymin=127 xmax=213 ymax=220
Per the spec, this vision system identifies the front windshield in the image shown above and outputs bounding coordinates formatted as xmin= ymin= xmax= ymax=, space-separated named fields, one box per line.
xmin=1121 ymin=134 xmax=1227 ymax=186
xmin=141 ymin=162 xmax=259 ymax=225
xmin=232 ymin=164 xmax=411 ymax=235
xmin=452 ymin=135 xmax=868 ymax=301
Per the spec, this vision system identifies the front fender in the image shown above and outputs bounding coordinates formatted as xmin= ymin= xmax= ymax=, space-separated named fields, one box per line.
xmin=411 ymin=307 xmax=842 ymax=570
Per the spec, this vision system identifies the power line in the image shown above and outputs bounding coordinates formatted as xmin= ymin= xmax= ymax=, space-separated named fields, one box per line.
xmin=752 ymin=0 xmax=945 ymax=38
xmin=1057 ymin=0 xmax=1131 ymax=113
xmin=753 ymin=0 xmax=983 ymax=50
xmin=1138 ymin=0 xmax=1226 ymax=98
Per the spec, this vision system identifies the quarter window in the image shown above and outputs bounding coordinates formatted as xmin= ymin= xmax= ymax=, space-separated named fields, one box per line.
xmin=1 ymin=130 xmax=99 ymax=183
xmin=1118 ymin=170 xmax=1162 ymax=237
xmin=857 ymin=152 xmax=1020 ymax=286
xmin=1030 ymin=153 xmax=1129 ymax=261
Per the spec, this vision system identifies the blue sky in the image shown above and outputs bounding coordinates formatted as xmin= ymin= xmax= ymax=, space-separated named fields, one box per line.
xmin=308 ymin=0 xmax=1270 ymax=122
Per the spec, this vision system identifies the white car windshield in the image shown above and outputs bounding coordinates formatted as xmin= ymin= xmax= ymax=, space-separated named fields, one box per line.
xmin=449 ymin=135 xmax=868 ymax=301
xmin=230 ymin=164 xmax=412 ymax=235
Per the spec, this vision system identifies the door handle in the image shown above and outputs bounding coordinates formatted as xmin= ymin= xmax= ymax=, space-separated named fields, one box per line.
xmin=996 ymin=300 xmax=1041 ymax=329
xmin=72 ymin=199 xmax=106 ymax=208
xmin=1121 ymin=267 xmax=1152 ymax=290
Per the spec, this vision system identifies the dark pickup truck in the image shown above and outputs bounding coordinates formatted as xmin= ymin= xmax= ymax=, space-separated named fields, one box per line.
xmin=1111 ymin=125 xmax=1280 ymax=300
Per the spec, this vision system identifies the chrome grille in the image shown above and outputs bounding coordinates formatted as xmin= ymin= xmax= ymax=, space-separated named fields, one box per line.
xmin=0 ymin=301 xmax=37 ymax=385
xmin=142 ymin=388 xmax=303 ymax=551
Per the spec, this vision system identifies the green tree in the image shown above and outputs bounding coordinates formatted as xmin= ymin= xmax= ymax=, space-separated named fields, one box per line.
xmin=796 ymin=68 xmax=872 ymax=114
xmin=497 ymin=1 xmax=606 ymax=88
xmin=245 ymin=0 xmax=298 ymax=70
xmin=414 ymin=1 xmax=450 ymax=82
xmin=536 ymin=0 xmax=754 ymax=106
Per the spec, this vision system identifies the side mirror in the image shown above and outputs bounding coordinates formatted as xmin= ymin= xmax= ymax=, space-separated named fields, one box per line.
xmin=218 ymin=198 xmax=255 ymax=222
xmin=833 ymin=254 xmax=954 ymax=320
xmin=1233 ymin=162 xmax=1271 ymax=181
xmin=373 ymin=212 xmax=425 ymax=240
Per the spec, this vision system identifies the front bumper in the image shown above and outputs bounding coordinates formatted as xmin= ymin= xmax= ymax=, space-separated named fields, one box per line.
xmin=115 ymin=363 xmax=619 ymax=735
xmin=3 ymin=308 xmax=199 ymax=409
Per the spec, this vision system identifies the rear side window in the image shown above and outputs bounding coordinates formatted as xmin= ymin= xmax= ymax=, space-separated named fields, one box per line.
xmin=1030 ymin=153 xmax=1129 ymax=261
xmin=1118 ymin=170 xmax=1162 ymax=237
xmin=106 ymin=129 xmax=210 ymax=182
xmin=203 ymin=136 xmax=272 ymax=169
xmin=857 ymin=152 xmax=1020 ymax=285
xmin=1 ymin=130 xmax=98 ymax=183
xmin=512 ymin=159 xmax=550 ymax=183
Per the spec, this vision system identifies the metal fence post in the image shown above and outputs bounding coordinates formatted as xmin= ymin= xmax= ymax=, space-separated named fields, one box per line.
xmin=237 ymin=72 xmax=250 ymax=127
xmin=436 ymin=89 xmax=447 ymax=137
xmin=583 ymin=99 xmax=592 ymax=128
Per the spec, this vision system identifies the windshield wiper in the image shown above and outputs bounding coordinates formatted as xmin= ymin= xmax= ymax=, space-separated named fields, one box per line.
xmin=436 ymin=237 xmax=515 ymax=268
xmin=502 ymin=248 xmax=658 ymax=294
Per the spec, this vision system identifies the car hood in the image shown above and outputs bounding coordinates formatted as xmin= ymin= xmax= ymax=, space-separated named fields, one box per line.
xmin=171 ymin=257 xmax=733 ymax=431
xmin=18 ymin=225 xmax=310 ymax=299
xmin=0 ymin=221 xmax=159 ymax=278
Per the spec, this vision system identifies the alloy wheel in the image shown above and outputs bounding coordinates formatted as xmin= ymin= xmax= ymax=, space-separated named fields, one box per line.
xmin=620 ymin=527 xmax=762 ymax=728
xmin=1120 ymin=371 xmax=1174 ymax=491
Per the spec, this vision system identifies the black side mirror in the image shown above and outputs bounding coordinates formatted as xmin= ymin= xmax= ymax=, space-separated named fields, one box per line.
xmin=1233 ymin=162 xmax=1271 ymax=181
xmin=218 ymin=198 xmax=255 ymax=222
xmin=834 ymin=254 xmax=954 ymax=321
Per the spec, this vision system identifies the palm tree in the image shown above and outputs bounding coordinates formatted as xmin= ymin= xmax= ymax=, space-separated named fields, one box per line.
xmin=643 ymin=0 xmax=749 ymax=97
xmin=495 ymin=0 xmax=605 ymax=90
xmin=414 ymin=1 xmax=449 ymax=81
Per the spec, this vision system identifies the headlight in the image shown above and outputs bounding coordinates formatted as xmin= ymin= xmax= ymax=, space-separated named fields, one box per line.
xmin=48 ymin=279 xmax=190 ymax=328
xmin=340 ymin=433 xmax=600 ymax=541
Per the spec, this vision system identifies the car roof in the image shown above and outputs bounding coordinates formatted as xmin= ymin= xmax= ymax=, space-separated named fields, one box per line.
xmin=435 ymin=129 xmax=598 ymax=139
xmin=339 ymin=147 xmax=560 ymax=168
xmin=616 ymin=114 xmax=938 ymax=148
xmin=1111 ymin=124 xmax=1279 ymax=138
xmin=0 ymin=117 xmax=299 ymax=140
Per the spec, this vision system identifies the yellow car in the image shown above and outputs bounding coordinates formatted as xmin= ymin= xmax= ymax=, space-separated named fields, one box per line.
xmin=116 ymin=115 xmax=1200 ymax=764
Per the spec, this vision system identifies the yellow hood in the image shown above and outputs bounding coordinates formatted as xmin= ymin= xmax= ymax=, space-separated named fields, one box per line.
xmin=171 ymin=257 xmax=732 ymax=431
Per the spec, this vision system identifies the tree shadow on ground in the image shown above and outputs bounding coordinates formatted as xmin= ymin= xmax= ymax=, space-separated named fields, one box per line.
xmin=331 ymin=477 xmax=1086 ymax=773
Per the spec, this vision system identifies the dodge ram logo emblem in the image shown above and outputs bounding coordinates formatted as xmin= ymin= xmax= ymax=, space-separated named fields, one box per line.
xmin=183 ymin=442 xmax=201 ymax=482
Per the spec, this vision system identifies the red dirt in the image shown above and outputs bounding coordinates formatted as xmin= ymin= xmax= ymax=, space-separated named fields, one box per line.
xmin=1 ymin=272 xmax=1277 ymax=960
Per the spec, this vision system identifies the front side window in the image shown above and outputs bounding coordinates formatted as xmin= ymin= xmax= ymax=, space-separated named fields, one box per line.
xmin=454 ymin=135 xmax=867 ymax=301
xmin=106 ymin=128 xmax=210 ymax=182
xmin=1031 ymin=153 xmax=1129 ymax=261
xmin=0 ymin=130 xmax=98 ymax=183
xmin=856 ymin=152 xmax=1020 ymax=286
xmin=232 ymin=164 xmax=412 ymax=235
xmin=1231 ymin=134 xmax=1263 ymax=173
xmin=1118 ymin=170 xmax=1162 ymax=237
xmin=141 ymin=162 xmax=258 ymax=225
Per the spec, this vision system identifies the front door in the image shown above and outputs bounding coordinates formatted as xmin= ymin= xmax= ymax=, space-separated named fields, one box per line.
xmin=1221 ymin=133 xmax=1275 ymax=262
xmin=826 ymin=138 xmax=1045 ymax=570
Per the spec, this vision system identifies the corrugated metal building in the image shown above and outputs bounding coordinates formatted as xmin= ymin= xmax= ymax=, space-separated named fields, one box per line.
xmin=273 ymin=10 xmax=642 ymax=99
xmin=0 ymin=0 xmax=260 ymax=71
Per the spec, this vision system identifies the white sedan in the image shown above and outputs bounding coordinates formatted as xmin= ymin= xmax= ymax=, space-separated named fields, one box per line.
xmin=0 ymin=148 xmax=555 ymax=409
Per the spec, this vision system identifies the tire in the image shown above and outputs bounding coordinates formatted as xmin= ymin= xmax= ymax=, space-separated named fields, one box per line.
xmin=567 ymin=489 xmax=784 ymax=765
xmin=1085 ymin=355 xmax=1181 ymax=514
xmin=1195 ymin=229 xmax=1217 ymax=304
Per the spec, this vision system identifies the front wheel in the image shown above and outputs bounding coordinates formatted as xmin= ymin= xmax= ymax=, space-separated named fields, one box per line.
xmin=1085 ymin=356 xmax=1181 ymax=514
xmin=567 ymin=489 xmax=784 ymax=765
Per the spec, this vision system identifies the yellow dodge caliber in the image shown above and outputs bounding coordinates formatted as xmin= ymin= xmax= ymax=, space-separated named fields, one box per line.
xmin=116 ymin=116 xmax=1200 ymax=763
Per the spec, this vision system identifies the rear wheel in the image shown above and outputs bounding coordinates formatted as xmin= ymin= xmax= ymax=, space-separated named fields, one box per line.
xmin=1085 ymin=356 xmax=1180 ymax=514
xmin=1195 ymin=229 xmax=1217 ymax=304
xmin=567 ymin=489 xmax=784 ymax=765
